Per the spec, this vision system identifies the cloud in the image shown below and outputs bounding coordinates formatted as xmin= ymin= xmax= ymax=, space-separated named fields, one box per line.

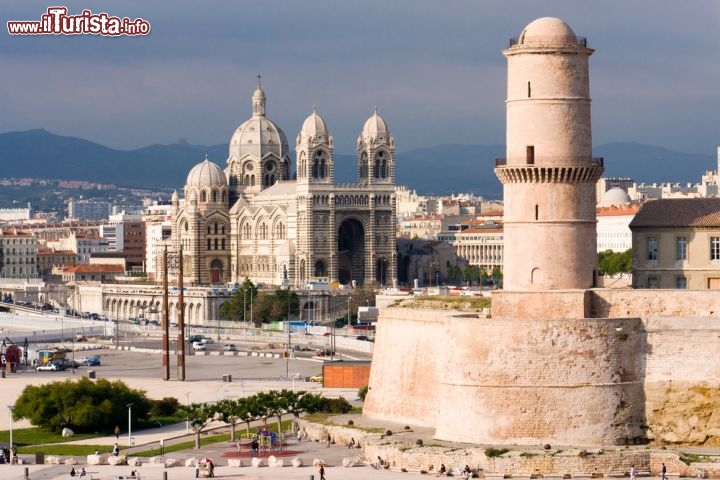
xmin=2 ymin=0 xmax=719 ymax=154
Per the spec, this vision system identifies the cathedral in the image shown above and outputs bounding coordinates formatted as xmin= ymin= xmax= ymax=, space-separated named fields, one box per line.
xmin=170 ymin=83 xmax=398 ymax=289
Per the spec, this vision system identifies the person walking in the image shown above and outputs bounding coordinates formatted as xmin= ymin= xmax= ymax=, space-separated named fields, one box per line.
xmin=630 ymin=466 xmax=637 ymax=480
xmin=661 ymin=463 xmax=667 ymax=480
xmin=319 ymin=464 xmax=326 ymax=480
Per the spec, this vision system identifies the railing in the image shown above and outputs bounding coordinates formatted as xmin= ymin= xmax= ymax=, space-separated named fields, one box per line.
xmin=495 ymin=157 xmax=603 ymax=167
xmin=508 ymin=36 xmax=588 ymax=48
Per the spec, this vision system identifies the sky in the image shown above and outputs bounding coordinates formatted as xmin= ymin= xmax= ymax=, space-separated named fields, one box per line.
xmin=2 ymin=1 xmax=720 ymax=155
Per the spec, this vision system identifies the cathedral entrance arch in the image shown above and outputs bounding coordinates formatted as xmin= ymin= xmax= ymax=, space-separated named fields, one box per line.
xmin=210 ymin=259 xmax=223 ymax=284
xmin=337 ymin=218 xmax=365 ymax=285
xmin=314 ymin=260 xmax=326 ymax=277
xmin=375 ymin=258 xmax=388 ymax=286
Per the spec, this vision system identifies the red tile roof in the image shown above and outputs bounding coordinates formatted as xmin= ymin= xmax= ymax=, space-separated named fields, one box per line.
xmin=629 ymin=198 xmax=720 ymax=228
xmin=63 ymin=264 xmax=124 ymax=274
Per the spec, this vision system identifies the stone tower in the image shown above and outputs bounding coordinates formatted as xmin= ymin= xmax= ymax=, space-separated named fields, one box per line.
xmin=495 ymin=17 xmax=603 ymax=290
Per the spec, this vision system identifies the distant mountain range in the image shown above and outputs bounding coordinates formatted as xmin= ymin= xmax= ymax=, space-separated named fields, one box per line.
xmin=0 ymin=129 xmax=715 ymax=199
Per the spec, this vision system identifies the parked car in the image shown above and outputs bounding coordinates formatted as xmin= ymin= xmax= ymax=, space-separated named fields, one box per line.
xmin=187 ymin=335 xmax=203 ymax=343
xmin=200 ymin=337 xmax=214 ymax=344
xmin=84 ymin=355 xmax=101 ymax=366
xmin=309 ymin=374 xmax=324 ymax=382
xmin=223 ymin=344 xmax=236 ymax=351
xmin=192 ymin=341 xmax=206 ymax=351
xmin=36 ymin=359 xmax=65 ymax=371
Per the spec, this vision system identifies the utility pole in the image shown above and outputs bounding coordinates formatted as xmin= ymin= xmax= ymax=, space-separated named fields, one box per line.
xmin=161 ymin=247 xmax=170 ymax=381
xmin=286 ymin=289 xmax=290 ymax=381
xmin=177 ymin=246 xmax=185 ymax=381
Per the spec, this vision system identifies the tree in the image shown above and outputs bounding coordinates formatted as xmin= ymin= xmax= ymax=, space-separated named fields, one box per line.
xmin=249 ymin=288 xmax=299 ymax=326
xmin=252 ymin=391 xmax=273 ymax=428
xmin=177 ymin=402 xmax=217 ymax=449
xmin=219 ymin=278 xmax=256 ymax=321
xmin=13 ymin=378 xmax=151 ymax=433
xmin=491 ymin=266 xmax=503 ymax=287
xmin=262 ymin=390 xmax=287 ymax=434
xmin=215 ymin=399 xmax=243 ymax=442
xmin=237 ymin=396 xmax=263 ymax=435
xmin=598 ymin=249 xmax=633 ymax=277
xmin=279 ymin=390 xmax=307 ymax=434
xmin=463 ymin=265 xmax=480 ymax=285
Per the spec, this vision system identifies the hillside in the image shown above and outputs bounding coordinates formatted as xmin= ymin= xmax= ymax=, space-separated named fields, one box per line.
xmin=0 ymin=129 xmax=714 ymax=198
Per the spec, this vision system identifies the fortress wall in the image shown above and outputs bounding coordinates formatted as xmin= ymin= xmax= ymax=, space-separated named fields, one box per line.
xmin=363 ymin=308 xmax=448 ymax=426
xmin=435 ymin=315 xmax=645 ymax=445
xmin=492 ymin=290 xmax=590 ymax=320
xmin=594 ymin=290 xmax=720 ymax=445
xmin=365 ymin=296 xmax=720 ymax=446
xmin=592 ymin=289 xmax=720 ymax=318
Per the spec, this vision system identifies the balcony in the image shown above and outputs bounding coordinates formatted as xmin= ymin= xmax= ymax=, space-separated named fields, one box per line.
xmin=508 ymin=36 xmax=588 ymax=48
xmin=495 ymin=157 xmax=603 ymax=167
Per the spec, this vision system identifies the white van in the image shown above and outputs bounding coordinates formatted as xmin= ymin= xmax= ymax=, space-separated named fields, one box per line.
xmin=192 ymin=341 xmax=206 ymax=351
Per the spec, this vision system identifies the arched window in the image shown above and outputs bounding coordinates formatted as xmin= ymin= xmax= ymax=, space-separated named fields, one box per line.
xmin=360 ymin=153 xmax=368 ymax=179
xmin=200 ymin=191 xmax=207 ymax=202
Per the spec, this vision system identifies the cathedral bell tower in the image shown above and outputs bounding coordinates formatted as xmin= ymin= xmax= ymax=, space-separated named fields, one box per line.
xmin=495 ymin=17 xmax=604 ymax=291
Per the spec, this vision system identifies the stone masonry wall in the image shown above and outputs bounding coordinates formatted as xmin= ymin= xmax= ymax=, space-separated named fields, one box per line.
xmin=363 ymin=308 xmax=446 ymax=427
xmin=434 ymin=315 xmax=645 ymax=445
xmin=365 ymin=294 xmax=720 ymax=446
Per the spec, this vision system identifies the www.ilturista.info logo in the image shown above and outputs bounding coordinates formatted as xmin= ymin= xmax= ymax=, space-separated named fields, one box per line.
xmin=8 ymin=7 xmax=151 ymax=36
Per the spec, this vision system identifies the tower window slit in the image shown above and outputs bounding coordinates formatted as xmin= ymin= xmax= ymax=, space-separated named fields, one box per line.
xmin=535 ymin=204 xmax=539 ymax=221
xmin=527 ymin=81 xmax=531 ymax=98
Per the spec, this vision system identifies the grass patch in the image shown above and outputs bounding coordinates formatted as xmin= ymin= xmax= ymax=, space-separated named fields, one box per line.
xmin=485 ymin=448 xmax=509 ymax=458
xmin=0 ymin=427 xmax=100 ymax=447
xmin=18 ymin=444 xmax=111 ymax=456
xmin=396 ymin=295 xmax=491 ymax=311
xmin=302 ymin=413 xmax=384 ymax=433
xmin=520 ymin=452 xmax=538 ymax=457
xmin=134 ymin=434 xmax=231 ymax=457
xmin=679 ymin=452 xmax=716 ymax=465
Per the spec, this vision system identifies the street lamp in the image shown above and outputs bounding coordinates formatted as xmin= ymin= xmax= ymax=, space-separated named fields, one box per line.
xmin=127 ymin=403 xmax=134 ymax=447
xmin=286 ymin=289 xmax=291 ymax=381
xmin=7 ymin=405 xmax=14 ymax=450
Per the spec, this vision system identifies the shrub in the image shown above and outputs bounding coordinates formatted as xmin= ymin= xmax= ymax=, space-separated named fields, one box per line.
xmin=404 ymin=425 xmax=410 ymax=430
xmin=358 ymin=385 xmax=369 ymax=401
xmin=543 ymin=444 xmax=552 ymax=450
xmin=385 ymin=429 xmax=393 ymax=436
xmin=13 ymin=377 xmax=151 ymax=433
xmin=347 ymin=419 xmax=354 ymax=426
xmin=416 ymin=439 xmax=424 ymax=446
xmin=319 ymin=397 xmax=352 ymax=414
xmin=485 ymin=448 xmax=509 ymax=458
xmin=150 ymin=397 xmax=181 ymax=417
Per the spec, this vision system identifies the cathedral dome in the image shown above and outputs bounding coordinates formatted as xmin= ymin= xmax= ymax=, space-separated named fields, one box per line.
xmin=229 ymin=85 xmax=289 ymax=161
xmin=186 ymin=157 xmax=227 ymax=189
xmin=518 ymin=17 xmax=577 ymax=45
xmin=599 ymin=187 xmax=631 ymax=206
xmin=361 ymin=110 xmax=390 ymax=142
xmin=299 ymin=107 xmax=330 ymax=143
